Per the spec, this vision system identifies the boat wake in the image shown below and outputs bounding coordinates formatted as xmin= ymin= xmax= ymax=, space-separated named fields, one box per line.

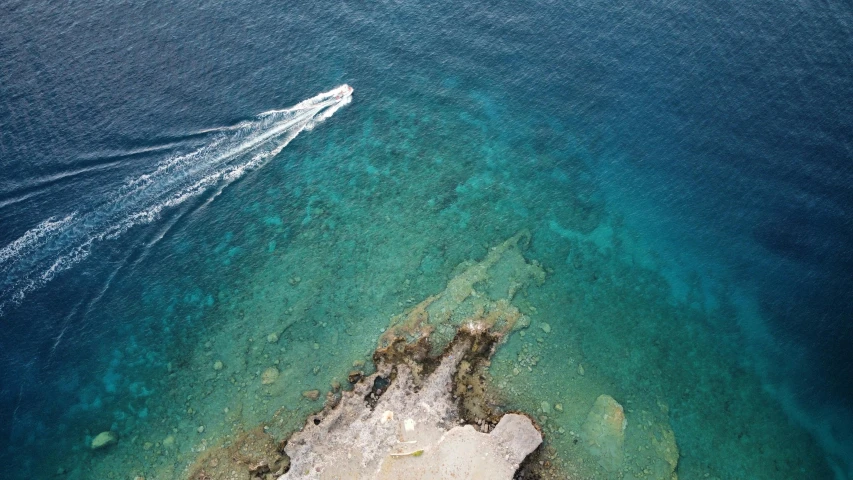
xmin=0 ymin=85 xmax=353 ymax=314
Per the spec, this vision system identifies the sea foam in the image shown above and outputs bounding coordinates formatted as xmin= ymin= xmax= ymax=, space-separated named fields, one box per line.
xmin=0 ymin=85 xmax=353 ymax=314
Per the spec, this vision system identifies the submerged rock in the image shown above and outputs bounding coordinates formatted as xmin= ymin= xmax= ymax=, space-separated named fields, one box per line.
xmin=261 ymin=367 xmax=279 ymax=385
xmin=650 ymin=420 xmax=680 ymax=479
xmin=187 ymin=426 xmax=289 ymax=479
xmin=302 ymin=389 xmax=320 ymax=401
xmin=90 ymin=431 xmax=118 ymax=450
xmin=377 ymin=230 xmax=544 ymax=354
xmin=631 ymin=407 xmax=680 ymax=480
xmin=581 ymin=394 xmax=627 ymax=471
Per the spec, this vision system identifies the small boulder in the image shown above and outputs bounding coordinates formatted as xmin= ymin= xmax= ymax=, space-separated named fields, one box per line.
xmin=490 ymin=413 xmax=543 ymax=465
xmin=261 ymin=367 xmax=279 ymax=385
xmin=302 ymin=390 xmax=320 ymax=401
xmin=91 ymin=431 xmax=118 ymax=450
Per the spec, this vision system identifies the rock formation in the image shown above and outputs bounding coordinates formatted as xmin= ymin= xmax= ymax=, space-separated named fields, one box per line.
xmin=581 ymin=394 xmax=627 ymax=471
xmin=277 ymin=231 xmax=548 ymax=479
xmin=279 ymin=335 xmax=541 ymax=480
xmin=90 ymin=431 xmax=118 ymax=450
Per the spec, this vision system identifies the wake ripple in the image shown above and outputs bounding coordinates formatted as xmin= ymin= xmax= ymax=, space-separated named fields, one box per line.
xmin=0 ymin=85 xmax=354 ymax=314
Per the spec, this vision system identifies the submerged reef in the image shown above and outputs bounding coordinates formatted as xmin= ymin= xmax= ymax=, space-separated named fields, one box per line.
xmin=179 ymin=231 xmax=553 ymax=479
xmin=82 ymin=231 xmax=691 ymax=479
xmin=377 ymin=230 xmax=544 ymax=353
xmin=187 ymin=426 xmax=289 ymax=479
xmin=177 ymin=230 xmax=683 ymax=479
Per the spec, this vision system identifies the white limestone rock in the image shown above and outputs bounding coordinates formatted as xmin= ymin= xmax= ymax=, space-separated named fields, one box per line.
xmin=278 ymin=340 xmax=541 ymax=480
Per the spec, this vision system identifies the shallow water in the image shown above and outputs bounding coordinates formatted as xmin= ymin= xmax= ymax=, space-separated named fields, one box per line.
xmin=1 ymin=0 xmax=852 ymax=478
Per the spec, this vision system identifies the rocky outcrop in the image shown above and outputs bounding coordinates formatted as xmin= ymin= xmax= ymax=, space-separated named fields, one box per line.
xmin=278 ymin=232 xmax=549 ymax=479
xmin=279 ymin=336 xmax=541 ymax=480
xmin=186 ymin=426 xmax=289 ymax=479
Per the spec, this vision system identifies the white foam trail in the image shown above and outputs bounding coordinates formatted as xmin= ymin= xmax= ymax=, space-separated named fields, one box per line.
xmin=0 ymin=85 xmax=353 ymax=314
xmin=78 ymin=141 xmax=186 ymax=160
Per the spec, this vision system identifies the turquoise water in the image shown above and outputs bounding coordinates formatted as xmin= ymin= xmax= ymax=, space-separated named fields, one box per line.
xmin=2 ymin=1 xmax=852 ymax=478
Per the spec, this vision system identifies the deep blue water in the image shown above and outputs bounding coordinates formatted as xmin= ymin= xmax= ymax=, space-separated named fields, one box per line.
xmin=2 ymin=0 xmax=852 ymax=478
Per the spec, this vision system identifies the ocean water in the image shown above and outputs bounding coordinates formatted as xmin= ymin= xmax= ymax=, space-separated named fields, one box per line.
xmin=1 ymin=0 xmax=851 ymax=478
